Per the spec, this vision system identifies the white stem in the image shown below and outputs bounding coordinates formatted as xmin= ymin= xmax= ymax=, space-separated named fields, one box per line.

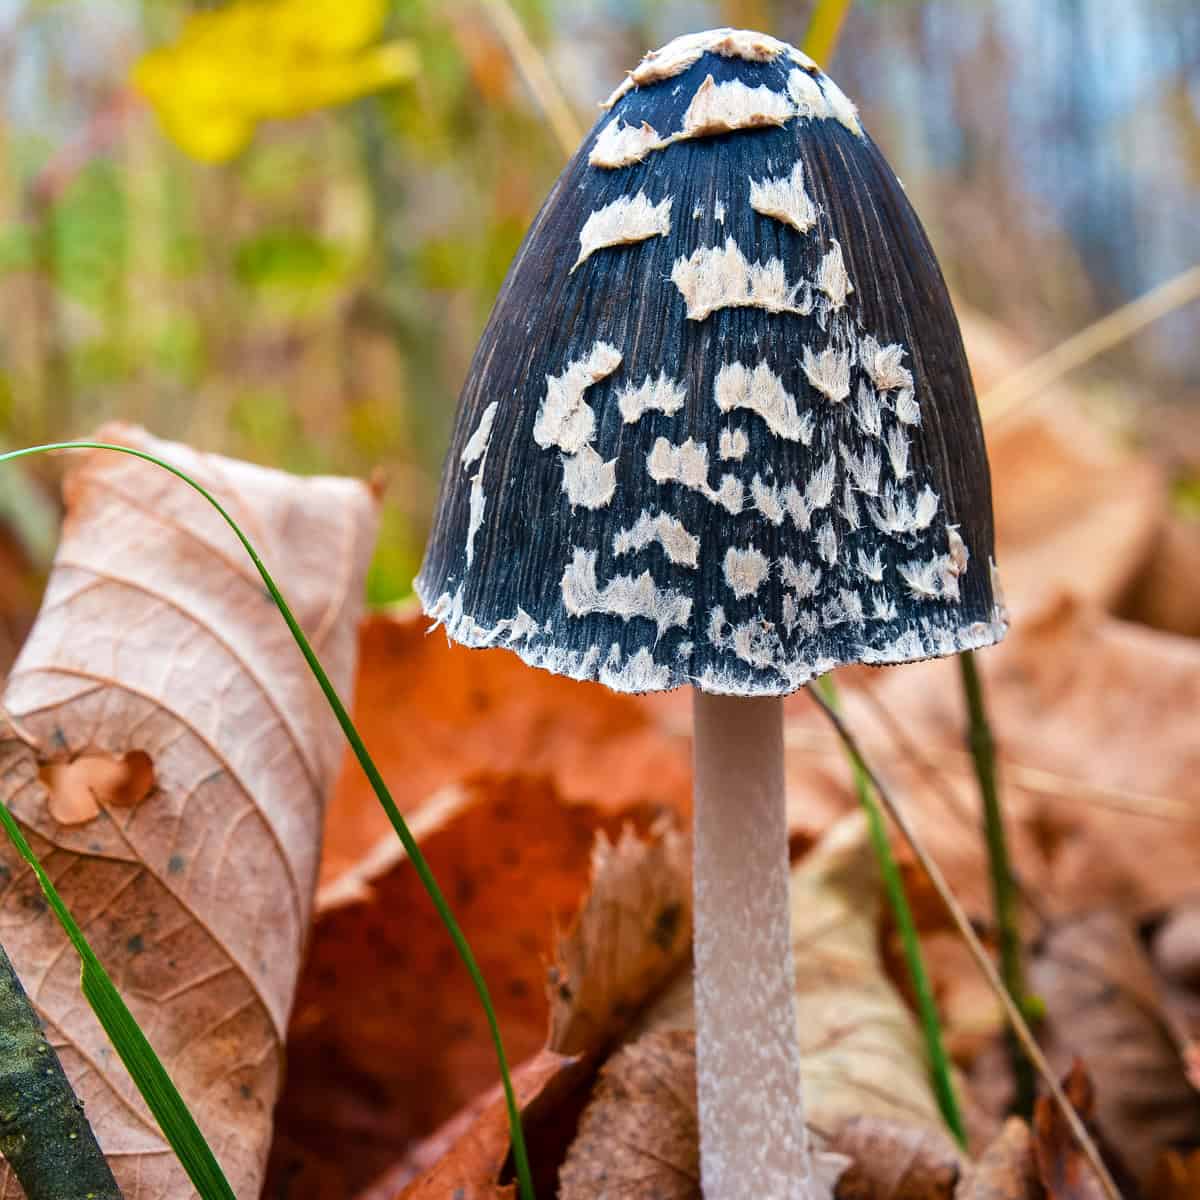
xmin=692 ymin=690 xmax=813 ymax=1199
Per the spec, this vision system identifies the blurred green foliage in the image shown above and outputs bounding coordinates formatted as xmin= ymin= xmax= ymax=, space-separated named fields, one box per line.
xmin=0 ymin=0 xmax=1196 ymax=605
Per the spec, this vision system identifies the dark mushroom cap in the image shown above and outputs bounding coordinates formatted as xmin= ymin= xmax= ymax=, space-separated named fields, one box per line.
xmin=416 ymin=28 xmax=1006 ymax=696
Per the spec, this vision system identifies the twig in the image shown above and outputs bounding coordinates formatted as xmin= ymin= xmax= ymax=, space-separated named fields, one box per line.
xmin=0 ymin=939 xmax=123 ymax=1198
xmin=478 ymin=0 xmax=583 ymax=158
xmin=980 ymin=263 xmax=1200 ymax=428
xmin=815 ymin=677 xmax=966 ymax=1146
xmin=958 ymin=650 xmax=1035 ymax=1115
xmin=804 ymin=685 xmax=1124 ymax=1200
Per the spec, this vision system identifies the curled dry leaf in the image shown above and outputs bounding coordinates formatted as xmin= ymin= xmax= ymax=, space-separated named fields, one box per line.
xmin=1031 ymin=1063 xmax=1108 ymax=1200
xmin=0 ymin=518 xmax=38 ymax=684
xmin=386 ymin=1049 xmax=594 ymax=1200
xmin=268 ymin=774 xmax=674 ymax=1197
xmin=0 ymin=425 xmax=377 ymax=1197
xmin=830 ymin=1116 xmax=964 ymax=1200
xmin=320 ymin=606 xmax=691 ymax=885
xmin=956 ymin=1118 xmax=1040 ymax=1200
xmin=1031 ymin=911 xmax=1200 ymax=1190
xmin=559 ymin=1030 xmax=849 ymax=1200
xmin=548 ymin=820 xmax=692 ymax=1057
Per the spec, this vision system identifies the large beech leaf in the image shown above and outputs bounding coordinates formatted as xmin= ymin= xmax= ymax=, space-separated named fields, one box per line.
xmin=0 ymin=425 xmax=377 ymax=1197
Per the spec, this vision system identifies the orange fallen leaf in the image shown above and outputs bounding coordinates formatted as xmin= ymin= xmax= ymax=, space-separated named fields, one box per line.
xmin=1031 ymin=1063 xmax=1108 ymax=1200
xmin=267 ymin=773 xmax=674 ymax=1196
xmin=371 ymin=1049 xmax=592 ymax=1200
xmin=319 ymin=604 xmax=691 ymax=886
xmin=0 ymin=425 xmax=377 ymax=1197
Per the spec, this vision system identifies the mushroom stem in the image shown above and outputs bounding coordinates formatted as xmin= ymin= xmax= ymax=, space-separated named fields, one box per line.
xmin=692 ymin=690 xmax=814 ymax=1199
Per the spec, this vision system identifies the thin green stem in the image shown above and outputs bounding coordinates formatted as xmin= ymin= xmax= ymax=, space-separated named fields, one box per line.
xmin=0 ymin=938 xmax=123 ymax=1199
xmin=957 ymin=649 xmax=1034 ymax=1117
xmin=0 ymin=442 xmax=535 ymax=1200
xmin=814 ymin=676 xmax=965 ymax=1146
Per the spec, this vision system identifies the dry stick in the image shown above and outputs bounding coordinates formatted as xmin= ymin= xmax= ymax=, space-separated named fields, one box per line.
xmin=0 ymin=940 xmax=123 ymax=1199
xmin=478 ymin=0 xmax=584 ymax=158
xmin=980 ymin=262 xmax=1200 ymax=428
xmin=958 ymin=650 xmax=1035 ymax=1116
xmin=804 ymin=686 xmax=1124 ymax=1200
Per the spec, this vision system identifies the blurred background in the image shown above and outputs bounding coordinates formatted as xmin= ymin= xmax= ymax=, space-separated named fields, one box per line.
xmin=0 ymin=0 xmax=1197 ymax=618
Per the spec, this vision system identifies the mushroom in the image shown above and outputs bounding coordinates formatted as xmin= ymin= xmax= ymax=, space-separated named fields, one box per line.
xmin=416 ymin=27 xmax=1006 ymax=1199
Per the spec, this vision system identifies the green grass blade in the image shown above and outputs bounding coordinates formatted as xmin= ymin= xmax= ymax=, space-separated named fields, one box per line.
xmin=0 ymin=441 xmax=536 ymax=1200
xmin=814 ymin=676 xmax=967 ymax=1147
xmin=0 ymin=803 xmax=234 ymax=1199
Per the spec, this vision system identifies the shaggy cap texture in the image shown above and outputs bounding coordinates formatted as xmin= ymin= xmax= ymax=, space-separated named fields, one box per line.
xmin=417 ymin=28 xmax=1006 ymax=696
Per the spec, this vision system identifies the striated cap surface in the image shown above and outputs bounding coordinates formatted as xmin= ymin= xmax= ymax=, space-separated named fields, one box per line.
xmin=416 ymin=28 xmax=1006 ymax=696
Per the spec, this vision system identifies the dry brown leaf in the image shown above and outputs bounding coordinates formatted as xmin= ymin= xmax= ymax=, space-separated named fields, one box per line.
xmin=0 ymin=425 xmax=376 ymax=1197
xmin=267 ymin=773 xmax=671 ymax=1197
xmin=0 ymin=517 xmax=38 ymax=683
xmin=956 ymin=1119 xmax=1041 ymax=1200
xmin=986 ymin=405 xmax=1164 ymax=618
xmin=558 ymin=1030 xmax=700 ymax=1200
xmin=320 ymin=605 xmax=691 ymax=885
xmin=1031 ymin=1064 xmax=1107 ymax=1200
xmin=1146 ymin=1148 xmax=1200 ymax=1199
xmin=1148 ymin=902 xmax=1200 ymax=1089
xmin=1032 ymin=911 xmax=1200 ymax=1190
xmin=548 ymin=820 xmax=691 ymax=1057
xmin=1116 ymin=514 xmax=1200 ymax=638
xmin=830 ymin=1116 xmax=964 ymax=1199
xmin=801 ymin=596 xmax=1200 ymax=929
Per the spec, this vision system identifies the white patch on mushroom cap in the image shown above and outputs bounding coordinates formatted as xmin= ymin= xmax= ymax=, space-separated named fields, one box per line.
xmin=749 ymin=160 xmax=819 ymax=234
xmin=600 ymin=644 xmax=671 ymax=691
xmin=855 ymin=380 xmax=882 ymax=439
xmin=780 ymin=556 xmax=821 ymax=600
xmin=681 ymin=74 xmax=795 ymax=138
xmin=859 ymin=334 xmax=914 ymax=394
xmin=817 ymin=520 xmax=838 ymax=565
xmin=461 ymin=400 xmax=498 ymax=468
xmin=533 ymin=341 xmax=622 ymax=454
xmin=601 ymin=28 xmax=814 ymax=109
xmin=561 ymin=444 xmax=618 ymax=510
xmin=840 ymin=477 xmax=861 ymax=530
xmin=718 ymin=428 xmax=749 ymax=460
xmin=613 ymin=510 xmax=700 ymax=567
xmin=715 ymin=360 xmax=814 ymax=442
xmin=839 ymin=441 xmax=882 ymax=496
xmin=462 ymin=401 xmax=499 ymax=569
xmin=818 ymin=73 xmax=863 ymax=135
xmin=723 ymin=545 xmax=770 ymax=598
xmin=647 ymin=436 xmax=743 ymax=512
xmin=617 ymin=371 xmax=687 ymax=423
xmin=671 ymin=237 xmax=812 ymax=321
xmin=857 ymin=548 xmax=884 ymax=582
xmin=815 ymin=239 xmax=853 ymax=310
xmin=885 ymin=425 xmax=911 ymax=481
xmin=802 ymin=345 xmax=852 ymax=404
xmin=895 ymin=388 xmax=921 ymax=426
xmin=867 ymin=483 xmax=940 ymax=536
xmin=560 ymin=548 xmax=691 ymax=637
xmin=573 ymin=191 xmax=673 ymax=272
xmin=786 ymin=68 xmax=833 ymax=120
xmin=589 ymin=119 xmax=667 ymax=168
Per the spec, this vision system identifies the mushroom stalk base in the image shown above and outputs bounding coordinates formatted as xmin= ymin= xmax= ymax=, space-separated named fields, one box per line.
xmin=692 ymin=690 xmax=814 ymax=1199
